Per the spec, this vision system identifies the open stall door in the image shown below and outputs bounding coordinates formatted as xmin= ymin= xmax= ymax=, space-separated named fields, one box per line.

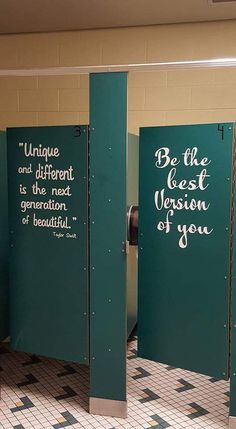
xmin=138 ymin=123 xmax=234 ymax=379
xmin=7 ymin=125 xmax=89 ymax=363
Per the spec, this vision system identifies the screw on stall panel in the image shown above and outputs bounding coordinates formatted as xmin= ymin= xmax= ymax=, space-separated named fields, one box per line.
xmin=229 ymin=127 xmax=232 ymax=130
xmin=225 ymin=276 xmax=228 ymax=279
xmin=223 ymin=372 xmax=226 ymax=376
xmin=108 ymin=299 xmax=112 ymax=303
xmin=83 ymin=312 xmax=87 ymax=316
xmin=234 ymin=325 xmax=236 ymax=328
xmin=224 ymin=324 xmax=227 ymax=328
xmin=226 ymin=227 xmax=229 ymax=231
xmin=84 ymin=222 xmax=86 ymax=225
xmin=83 ymin=267 xmax=87 ymax=270
xmin=108 ymin=199 xmax=111 ymax=202
xmin=92 ymin=311 xmax=95 ymax=315
xmin=92 ymin=357 xmax=95 ymax=360
xmin=91 ymin=127 xmax=95 ymax=131
xmin=233 ymin=373 xmax=236 ymax=376
xmin=84 ymin=357 xmax=87 ymax=361
xmin=92 ymin=221 xmax=95 ymax=224
xmin=92 ymin=266 xmax=95 ymax=270
xmin=108 ymin=249 xmax=111 ymax=253
xmin=10 ymin=244 xmax=13 ymax=247
xmin=108 ymin=349 xmax=112 ymax=352
xmin=108 ymin=147 xmax=112 ymax=150
xmin=227 ymin=178 xmax=230 ymax=181
xmin=91 ymin=175 xmax=95 ymax=178
xmin=83 ymin=176 xmax=86 ymax=179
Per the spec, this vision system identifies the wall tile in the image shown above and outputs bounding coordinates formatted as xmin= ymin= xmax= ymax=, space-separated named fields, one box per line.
xmin=191 ymin=85 xmax=236 ymax=109
xmin=79 ymin=74 xmax=89 ymax=88
xmin=59 ymin=31 xmax=102 ymax=66
xmin=59 ymin=88 xmax=89 ymax=111
xmin=128 ymin=87 xmax=145 ymax=111
xmin=214 ymin=68 xmax=236 ymax=84
xmin=167 ymin=69 xmax=214 ymax=86
xmin=17 ymin=40 xmax=59 ymax=67
xmin=0 ymin=38 xmax=17 ymax=68
xmin=78 ymin=111 xmax=89 ymax=124
xmin=0 ymin=112 xmax=37 ymax=129
xmin=38 ymin=112 xmax=79 ymax=126
xmin=38 ymin=75 xmax=79 ymax=89
xmin=19 ymin=89 xmax=59 ymax=111
xmin=165 ymin=109 xmax=236 ymax=125
xmin=128 ymin=110 xmax=166 ymax=135
xmin=102 ymin=28 xmax=146 ymax=65
xmin=129 ymin=71 xmax=166 ymax=88
xmin=0 ymin=90 xmax=18 ymax=111
xmin=0 ymin=77 xmax=37 ymax=90
xmin=145 ymin=87 xmax=191 ymax=110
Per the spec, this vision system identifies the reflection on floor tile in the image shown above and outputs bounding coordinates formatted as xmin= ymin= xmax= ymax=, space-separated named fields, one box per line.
xmin=0 ymin=336 xmax=229 ymax=428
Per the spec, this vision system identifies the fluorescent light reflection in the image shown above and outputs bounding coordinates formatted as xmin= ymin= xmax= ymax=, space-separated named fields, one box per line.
xmin=0 ymin=58 xmax=236 ymax=76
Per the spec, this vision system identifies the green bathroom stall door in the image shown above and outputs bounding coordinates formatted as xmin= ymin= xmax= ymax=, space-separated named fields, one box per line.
xmin=138 ymin=123 xmax=234 ymax=379
xmin=0 ymin=131 xmax=9 ymax=341
xmin=7 ymin=125 xmax=89 ymax=363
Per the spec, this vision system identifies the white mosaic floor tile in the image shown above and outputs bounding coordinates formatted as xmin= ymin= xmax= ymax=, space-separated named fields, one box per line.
xmin=0 ymin=337 xmax=230 ymax=428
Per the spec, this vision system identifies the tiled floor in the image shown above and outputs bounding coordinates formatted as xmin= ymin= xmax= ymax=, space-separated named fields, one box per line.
xmin=0 ymin=336 xmax=229 ymax=429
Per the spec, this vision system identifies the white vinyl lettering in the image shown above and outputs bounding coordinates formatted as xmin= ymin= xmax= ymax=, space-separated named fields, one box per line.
xmin=153 ymin=145 xmax=213 ymax=249
xmin=17 ymin=140 xmax=78 ymax=238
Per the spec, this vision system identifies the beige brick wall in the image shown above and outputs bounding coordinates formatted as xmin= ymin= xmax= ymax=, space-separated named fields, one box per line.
xmin=0 ymin=75 xmax=89 ymax=128
xmin=0 ymin=20 xmax=236 ymax=133
xmin=128 ymin=68 xmax=236 ymax=134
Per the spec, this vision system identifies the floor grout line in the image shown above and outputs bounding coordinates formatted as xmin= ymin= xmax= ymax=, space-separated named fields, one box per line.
xmin=0 ymin=338 xmax=229 ymax=429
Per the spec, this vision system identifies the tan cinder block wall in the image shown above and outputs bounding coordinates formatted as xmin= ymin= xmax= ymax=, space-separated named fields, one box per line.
xmin=0 ymin=20 xmax=236 ymax=133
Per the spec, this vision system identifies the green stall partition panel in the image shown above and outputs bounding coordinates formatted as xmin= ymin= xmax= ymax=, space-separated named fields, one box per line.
xmin=127 ymin=133 xmax=139 ymax=338
xmin=7 ymin=125 xmax=89 ymax=363
xmin=0 ymin=131 xmax=9 ymax=341
xmin=230 ymin=225 xmax=236 ymax=423
xmin=89 ymin=72 xmax=128 ymax=418
xmin=230 ymin=126 xmax=236 ymax=424
xmin=138 ymin=123 xmax=233 ymax=380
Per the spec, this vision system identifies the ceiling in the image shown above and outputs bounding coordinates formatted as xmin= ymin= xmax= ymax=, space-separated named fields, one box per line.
xmin=1 ymin=0 xmax=236 ymax=34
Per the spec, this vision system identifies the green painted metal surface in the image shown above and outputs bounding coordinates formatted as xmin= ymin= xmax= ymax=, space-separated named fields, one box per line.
xmin=230 ymin=127 xmax=236 ymax=417
xmin=127 ymin=133 xmax=139 ymax=338
xmin=7 ymin=125 xmax=89 ymax=363
xmin=138 ymin=123 xmax=234 ymax=379
xmin=0 ymin=131 xmax=9 ymax=341
xmin=90 ymin=72 xmax=127 ymax=401
xmin=230 ymin=278 xmax=236 ymax=416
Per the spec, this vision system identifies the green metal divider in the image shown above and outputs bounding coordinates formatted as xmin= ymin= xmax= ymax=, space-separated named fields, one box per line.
xmin=89 ymin=72 xmax=128 ymax=417
xmin=7 ymin=125 xmax=89 ymax=363
xmin=230 ymin=126 xmax=236 ymax=427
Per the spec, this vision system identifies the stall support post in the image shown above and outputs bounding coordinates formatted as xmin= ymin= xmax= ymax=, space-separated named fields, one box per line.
xmin=230 ymin=276 xmax=236 ymax=428
xmin=89 ymin=72 xmax=128 ymax=418
xmin=230 ymin=129 xmax=236 ymax=429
